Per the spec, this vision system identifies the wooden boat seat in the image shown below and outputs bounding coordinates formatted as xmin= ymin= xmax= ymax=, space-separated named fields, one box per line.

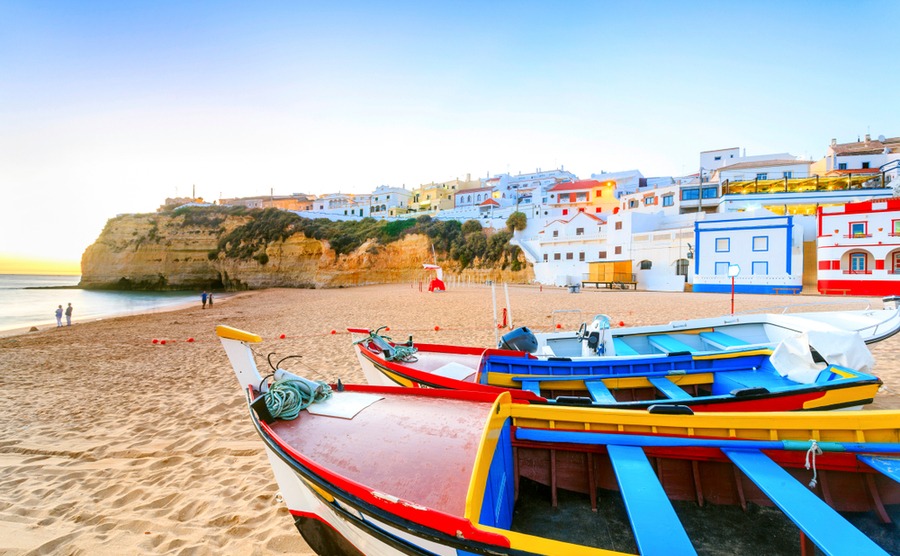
xmin=699 ymin=331 xmax=749 ymax=349
xmin=648 ymin=334 xmax=694 ymax=355
xmin=647 ymin=376 xmax=692 ymax=400
xmin=612 ymin=338 xmax=640 ymax=356
xmin=859 ymin=455 xmax=900 ymax=484
xmin=584 ymin=379 xmax=617 ymax=403
xmin=723 ymin=449 xmax=889 ymax=555
xmin=607 ymin=444 xmax=696 ymax=555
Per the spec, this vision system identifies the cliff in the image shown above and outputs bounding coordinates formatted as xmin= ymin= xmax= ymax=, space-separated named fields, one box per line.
xmin=80 ymin=211 xmax=532 ymax=290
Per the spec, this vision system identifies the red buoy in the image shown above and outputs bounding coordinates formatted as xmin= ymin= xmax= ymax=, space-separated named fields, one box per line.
xmin=279 ymin=334 xmax=286 ymax=339
xmin=618 ymin=321 xmax=625 ymax=327
xmin=152 ymin=339 xmax=159 ymax=344
xmin=556 ymin=323 xmax=562 ymax=329
xmin=330 ymin=329 xmax=337 ymax=335
xmin=160 ymin=340 xmax=167 ymax=345
xmin=434 ymin=325 xmax=440 ymax=331
xmin=187 ymin=337 xmax=195 ymax=343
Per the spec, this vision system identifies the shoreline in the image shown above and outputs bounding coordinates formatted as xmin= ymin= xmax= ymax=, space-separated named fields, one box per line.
xmin=1 ymin=285 xmax=897 ymax=555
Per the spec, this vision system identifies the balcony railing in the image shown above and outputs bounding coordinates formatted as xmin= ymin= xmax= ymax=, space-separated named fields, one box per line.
xmin=843 ymin=234 xmax=872 ymax=239
xmin=723 ymin=174 xmax=888 ymax=196
xmin=843 ymin=270 xmax=873 ymax=275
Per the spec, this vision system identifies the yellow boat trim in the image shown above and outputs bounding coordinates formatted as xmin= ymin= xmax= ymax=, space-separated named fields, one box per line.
xmin=801 ymin=383 xmax=881 ymax=410
xmin=477 ymin=524 xmax=625 ymax=555
xmin=692 ymin=348 xmax=773 ymax=360
xmin=216 ymin=325 xmax=262 ymax=343
xmin=464 ymin=391 xmax=511 ymax=524
xmin=509 ymin=403 xmax=900 ymax=444
xmin=300 ymin=476 xmax=335 ymax=503
xmin=374 ymin=365 xmax=418 ymax=388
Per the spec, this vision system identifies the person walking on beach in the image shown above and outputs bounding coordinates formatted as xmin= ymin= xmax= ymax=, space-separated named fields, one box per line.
xmin=201 ymin=291 xmax=208 ymax=309
xmin=208 ymin=292 xmax=214 ymax=308
xmin=55 ymin=305 xmax=63 ymax=327
xmin=65 ymin=303 xmax=73 ymax=326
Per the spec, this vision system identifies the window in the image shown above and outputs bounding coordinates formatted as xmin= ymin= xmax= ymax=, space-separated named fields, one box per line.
xmin=784 ymin=172 xmax=792 ymax=179
xmin=639 ymin=260 xmax=652 ymax=270
xmin=675 ymin=259 xmax=689 ymax=279
xmin=715 ymin=262 xmax=730 ymax=275
xmin=552 ymin=230 xmax=559 ymax=238
xmin=579 ymin=252 xmax=585 ymax=262
xmin=715 ymin=238 xmax=730 ymax=252
xmin=575 ymin=227 xmax=584 ymax=236
xmin=752 ymin=236 xmax=769 ymax=251
xmin=751 ymin=261 xmax=768 ymax=275
xmin=756 ymin=173 xmax=767 ymax=180
xmin=553 ymin=253 xmax=561 ymax=261
xmin=702 ymin=186 xmax=717 ymax=199
xmin=615 ymin=222 xmax=622 ymax=230
xmin=615 ymin=246 xmax=622 ymax=255
xmin=862 ymin=162 xmax=870 ymax=169
xmin=599 ymin=251 xmax=607 ymax=259
xmin=643 ymin=197 xmax=655 ymax=206
xmin=838 ymin=163 xmax=848 ymax=170
xmin=566 ymin=253 xmax=573 ymax=260
xmin=562 ymin=209 xmax=568 ymax=216
xmin=893 ymin=220 xmax=900 ymax=236
xmin=629 ymin=200 xmax=639 ymax=208
xmin=850 ymin=252 xmax=866 ymax=272
xmin=543 ymin=254 xmax=548 ymax=262
xmin=850 ymin=222 xmax=867 ymax=237
xmin=662 ymin=195 xmax=674 ymax=207
xmin=681 ymin=188 xmax=699 ymax=200
xmin=714 ymin=155 xmax=722 ymax=161
xmin=894 ymin=253 xmax=900 ymax=274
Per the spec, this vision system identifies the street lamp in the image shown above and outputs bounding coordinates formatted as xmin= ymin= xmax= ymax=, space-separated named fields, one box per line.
xmin=727 ymin=264 xmax=741 ymax=314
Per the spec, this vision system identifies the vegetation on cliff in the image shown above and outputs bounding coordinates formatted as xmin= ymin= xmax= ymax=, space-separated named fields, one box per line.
xmin=203 ymin=207 xmax=522 ymax=270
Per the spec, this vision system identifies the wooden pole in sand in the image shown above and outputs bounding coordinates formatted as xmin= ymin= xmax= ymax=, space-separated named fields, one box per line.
xmin=504 ymin=282 xmax=513 ymax=329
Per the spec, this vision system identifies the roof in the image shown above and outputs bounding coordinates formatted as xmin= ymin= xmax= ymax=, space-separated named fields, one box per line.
xmin=700 ymin=147 xmax=740 ymax=153
xmin=479 ymin=198 xmax=500 ymax=206
xmin=832 ymin=136 xmax=900 ymax=156
xmin=456 ymin=186 xmax=493 ymax=195
xmin=549 ymin=179 xmax=605 ymax=192
xmin=718 ymin=159 xmax=811 ymax=171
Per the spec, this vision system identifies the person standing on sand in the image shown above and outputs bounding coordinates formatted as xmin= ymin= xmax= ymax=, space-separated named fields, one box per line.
xmin=208 ymin=292 xmax=213 ymax=308
xmin=65 ymin=303 xmax=73 ymax=326
xmin=201 ymin=291 xmax=208 ymax=309
xmin=55 ymin=305 xmax=63 ymax=327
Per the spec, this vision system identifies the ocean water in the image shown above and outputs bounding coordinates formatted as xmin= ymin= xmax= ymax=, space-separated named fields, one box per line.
xmin=0 ymin=274 xmax=200 ymax=332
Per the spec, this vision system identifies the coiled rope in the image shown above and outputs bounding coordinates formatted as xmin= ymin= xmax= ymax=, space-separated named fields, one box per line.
xmin=265 ymin=378 xmax=333 ymax=420
xmin=353 ymin=326 xmax=418 ymax=362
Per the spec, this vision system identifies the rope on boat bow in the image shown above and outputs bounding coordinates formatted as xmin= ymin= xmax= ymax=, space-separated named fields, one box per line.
xmin=353 ymin=326 xmax=418 ymax=362
xmin=264 ymin=377 xmax=333 ymax=421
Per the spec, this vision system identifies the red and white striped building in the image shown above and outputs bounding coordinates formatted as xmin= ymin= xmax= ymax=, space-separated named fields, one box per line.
xmin=817 ymin=199 xmax=900 ymax=295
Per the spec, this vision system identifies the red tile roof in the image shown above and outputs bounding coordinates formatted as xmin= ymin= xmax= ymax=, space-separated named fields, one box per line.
xmin=479 ymin=198 xmax=500 ymax=206
xmin=832 ymin=137 xmax=900 ymax=156
xmin=549 ymin=179 xmax=606 ymax=192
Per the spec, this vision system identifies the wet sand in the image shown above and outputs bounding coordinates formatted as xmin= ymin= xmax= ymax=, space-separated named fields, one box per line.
xmin=0 ymin=285 xmax=897 ymax=555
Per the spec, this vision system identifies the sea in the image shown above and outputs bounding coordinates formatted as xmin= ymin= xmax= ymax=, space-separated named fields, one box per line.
xmin=0 ymin=274 xmax=200 ymax=333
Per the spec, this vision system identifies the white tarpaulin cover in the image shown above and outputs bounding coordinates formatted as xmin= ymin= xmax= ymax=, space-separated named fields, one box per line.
xmin=771 ymin=330 xmax=874 ymax=383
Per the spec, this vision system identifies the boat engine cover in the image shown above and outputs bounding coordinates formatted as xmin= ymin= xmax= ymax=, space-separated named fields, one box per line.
xmin=500 ymin=327 xmax=538 ymax=353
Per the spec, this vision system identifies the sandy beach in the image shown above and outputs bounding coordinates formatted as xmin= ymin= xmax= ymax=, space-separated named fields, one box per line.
xmin=1 ymin=284 xmax=898 ymax=555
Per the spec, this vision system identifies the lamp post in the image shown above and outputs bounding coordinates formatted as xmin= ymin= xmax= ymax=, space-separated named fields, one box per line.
xmin=727 ymin=264 xmax=741 ymax=314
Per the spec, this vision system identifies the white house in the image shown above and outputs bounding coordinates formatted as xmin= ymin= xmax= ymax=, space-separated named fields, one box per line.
xmin=692 ymin=213 xmax=804 ymax=294
xmin=531 ymin=211 xmax=607 ymax=286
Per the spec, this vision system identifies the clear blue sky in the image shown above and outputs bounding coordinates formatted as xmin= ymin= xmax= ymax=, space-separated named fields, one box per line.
xmin=2 ymin=0 xmax=898 ymax=271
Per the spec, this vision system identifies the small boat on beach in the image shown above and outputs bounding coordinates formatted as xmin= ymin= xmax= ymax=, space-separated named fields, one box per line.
xmin=219 ymin=324 xmax=900 ymax=555
xmin=349 ymin=325 xmax=882 ymax=412
xmin=524 ymin=296 xmax=900 ymax=360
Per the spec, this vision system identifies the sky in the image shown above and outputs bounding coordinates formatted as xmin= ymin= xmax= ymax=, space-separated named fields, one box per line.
xmin=2 ymin=1 xmax=899 ymax=274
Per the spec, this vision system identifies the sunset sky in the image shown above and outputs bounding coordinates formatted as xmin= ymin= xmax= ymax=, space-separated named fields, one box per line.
xmin=2 ymin=1 xmax=898 ymax=275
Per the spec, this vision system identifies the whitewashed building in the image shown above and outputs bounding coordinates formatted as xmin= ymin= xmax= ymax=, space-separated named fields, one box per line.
xmin=692 ymin=213 xmax=804 ymax=294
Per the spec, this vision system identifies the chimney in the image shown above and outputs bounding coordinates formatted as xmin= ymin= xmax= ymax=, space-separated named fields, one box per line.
xmin=865 ymin=133 xmax=871 ymax=142
xmin=831 ymin=138 xmax=837 ymax=147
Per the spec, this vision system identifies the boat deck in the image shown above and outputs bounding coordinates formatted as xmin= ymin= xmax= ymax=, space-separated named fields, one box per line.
xmin=269 ymin=393 xmax=491 ymax=515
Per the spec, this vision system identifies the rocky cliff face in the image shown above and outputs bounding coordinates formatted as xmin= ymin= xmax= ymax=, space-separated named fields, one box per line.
xmin=80 ymin=212 xmax=532 ymax=290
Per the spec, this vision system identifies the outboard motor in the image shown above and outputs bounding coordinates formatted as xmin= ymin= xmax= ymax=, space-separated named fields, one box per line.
xmin=582 ymin=314 xmax=611 ymax=356
xmin=499 ymin=326 xmax=538 ymax=353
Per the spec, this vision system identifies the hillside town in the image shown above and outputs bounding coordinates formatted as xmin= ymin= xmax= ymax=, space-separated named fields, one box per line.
xmin=166 ymin=134 xmax=900 ymax=296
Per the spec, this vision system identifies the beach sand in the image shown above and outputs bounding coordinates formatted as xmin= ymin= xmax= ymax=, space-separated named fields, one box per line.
xmin=1 ymin=284 xmax=898 ymax=555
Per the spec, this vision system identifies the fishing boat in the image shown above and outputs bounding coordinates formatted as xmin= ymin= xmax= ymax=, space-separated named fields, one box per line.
xmin=349 ymin=326 xmax=882 ymax=411
xmin=219 ymin=324 xmax=900 ymax=555
xmin=524 ymin=296 xmax=900 ymax=360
